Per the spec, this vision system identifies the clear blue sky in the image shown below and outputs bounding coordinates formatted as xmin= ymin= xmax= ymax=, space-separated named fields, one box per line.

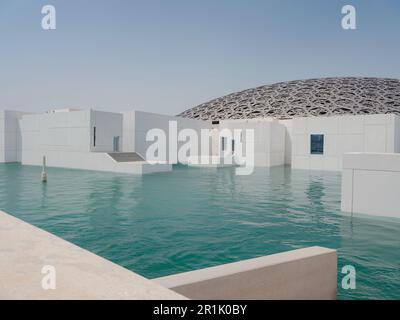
xmin=0 ymin=0 xmax=399 ymax=115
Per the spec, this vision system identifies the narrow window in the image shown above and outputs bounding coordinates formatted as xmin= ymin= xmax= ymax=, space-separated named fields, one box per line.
xmin=93 ymin=126 xmax=96 ymax=147
xmin=221 ymin=137 xmax=226 ymax=151
xmin=232 ymin=139 xmax=235 ymax=153
xmin=113 ymin=136 xmax=120 ymax=152
xmin=310 ymin=134 xmax=324 ymax=155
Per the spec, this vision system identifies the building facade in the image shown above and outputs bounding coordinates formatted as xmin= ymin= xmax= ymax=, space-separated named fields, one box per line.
xmin=0 ymin=109 xmax=210 ymax=174
xmin=1 ymin=77 xmax=400 ymax=174
xmin=179 ymin=77 xmax=400 ymax=171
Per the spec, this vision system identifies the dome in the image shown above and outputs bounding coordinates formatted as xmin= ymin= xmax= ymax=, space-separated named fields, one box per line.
xmin=178 ymin=77 xmax=400 ymax=121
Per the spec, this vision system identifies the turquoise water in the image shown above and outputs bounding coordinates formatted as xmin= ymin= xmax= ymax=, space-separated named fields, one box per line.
xmin=0 ymin=163 xmax=399 ymax=300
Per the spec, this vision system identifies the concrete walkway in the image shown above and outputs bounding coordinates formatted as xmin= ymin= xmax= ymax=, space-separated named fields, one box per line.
xmin=0 ymin=211 xmax=186 ymax=300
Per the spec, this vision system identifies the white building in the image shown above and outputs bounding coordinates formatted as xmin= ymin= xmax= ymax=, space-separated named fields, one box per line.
xmin=194 ymin=114 xmax=399 ymax=171
xmin=179 ymin=77 xmax=400 ymax=171
xmin=290 ymin=114 xmax=400 ymax=171
xmin=2 ymin=108 xmax=399 ymax=174
xmin=0 ymin=109 xmax=211 ymax=174
xmin=1 ymin=77 xmax=400 ymax=177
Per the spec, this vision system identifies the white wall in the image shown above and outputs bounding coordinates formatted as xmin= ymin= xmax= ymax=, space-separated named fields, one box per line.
xmin=279 ymin=119 xmax=293 ymax=165
xmin=20 ymin=110 xmax=92 ymax=166
xmin=122 ymin=111 xmax=136 ymax=152
xmin=210 ymin=127 xmax=219 ymax=156
xmin=123 ymin=111 xmax=212 ymax=161
xmin=341 ymin=152 xmax=400 ymax=219
xmin=219 ymin=118 xmax=286 ymax=167
xmin=90 ymin=110 xmax=123 ymax=153
xmin=0 ymin=111 xmax=26 ymax=163
xmin=292 ymin=114 xmax=400 ymax=171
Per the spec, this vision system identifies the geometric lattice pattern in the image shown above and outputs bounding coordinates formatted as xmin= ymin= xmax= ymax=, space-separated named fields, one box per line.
xmin=178 ymin=77 xmax=400 ymax=121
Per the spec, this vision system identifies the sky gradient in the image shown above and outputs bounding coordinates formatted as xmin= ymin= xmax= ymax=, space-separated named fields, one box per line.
xmin=0 ymin=0 xmax=399 ymax=115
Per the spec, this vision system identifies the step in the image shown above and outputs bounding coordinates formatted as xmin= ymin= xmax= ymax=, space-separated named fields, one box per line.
xmin=107 ymin=152 xmax=145 ymax=162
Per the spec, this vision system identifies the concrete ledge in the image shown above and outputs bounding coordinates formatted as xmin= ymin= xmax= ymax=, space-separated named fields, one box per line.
xmin=343 ymin=152 xmax=400 ymax=172
xmin=154 ymin=246 xmax=337 ymax=300
xmin=0 ymin=211 xmax=186 ymax=300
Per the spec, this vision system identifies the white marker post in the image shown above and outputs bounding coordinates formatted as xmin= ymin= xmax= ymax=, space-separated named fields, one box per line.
xmin=41 ymin=156 xmax=47 ymax=182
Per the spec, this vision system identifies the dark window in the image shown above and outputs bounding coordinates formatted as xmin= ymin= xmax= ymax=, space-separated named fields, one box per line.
xmin=212 ymin=120 xmax=220 ymax=125
xmin=310 ymin=134 xmax=324 ymax=155
xmin=221 ymin=137 xmax=226 ymax=151
xmin=113 ymin=136 xmax=120 ymax=152
xmin=93 ymin=126 xmax=96 ymax=147
xmin=232 ymin=139 xmax=235 ymax=152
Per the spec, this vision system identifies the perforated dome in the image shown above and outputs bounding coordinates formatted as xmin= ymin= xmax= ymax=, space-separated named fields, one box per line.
xmin=178 ymin=77 xmax=400 ymax=121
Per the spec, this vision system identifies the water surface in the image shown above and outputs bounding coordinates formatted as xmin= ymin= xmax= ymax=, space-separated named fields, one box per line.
xmin=0 ymin=163 xmax=399 ymax=299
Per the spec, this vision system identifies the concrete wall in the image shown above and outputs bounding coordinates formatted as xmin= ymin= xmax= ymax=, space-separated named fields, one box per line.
xmin=292 ymin=114 xmax=400 ymax=171
xmin=0 ymin=210 xmax=185 ymax=300
xmin=341 ymin=152 xmax=400 ymax=218
xmin=219 ymin=119 xmax=286 ymax=167
xmin=155 ymin=246 xmax=337 ymax=300
xmin=0 ymin=110 xmax=26 ymax=163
